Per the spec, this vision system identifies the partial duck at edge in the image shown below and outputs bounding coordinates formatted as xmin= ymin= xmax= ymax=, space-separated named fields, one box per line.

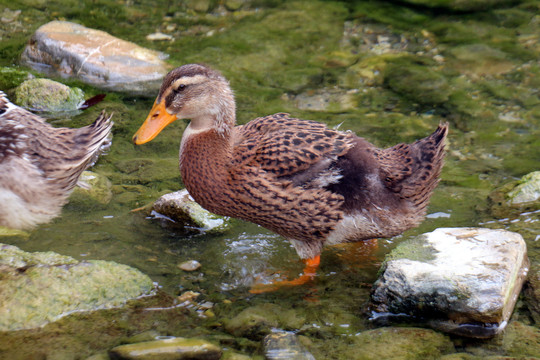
xmin=0 ymin=91 xmax=113 ymax=230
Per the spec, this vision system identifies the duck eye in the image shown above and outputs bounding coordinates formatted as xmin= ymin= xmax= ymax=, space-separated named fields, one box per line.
xmin=173 ymin=84 xmax=186 ymax=94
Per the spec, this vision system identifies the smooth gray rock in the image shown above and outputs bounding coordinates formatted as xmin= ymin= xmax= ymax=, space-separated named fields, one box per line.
xmin=20 ymin=21 xmax=171 ymax=96
xmin=370 ymin=227 xmax=529 ymax=338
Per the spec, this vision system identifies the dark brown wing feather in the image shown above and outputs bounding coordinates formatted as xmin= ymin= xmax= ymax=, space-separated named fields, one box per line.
xmin=377 ymin=122 xmax=448 ymax=213
xmin=233 ymin=113 xmax=354 ymax=179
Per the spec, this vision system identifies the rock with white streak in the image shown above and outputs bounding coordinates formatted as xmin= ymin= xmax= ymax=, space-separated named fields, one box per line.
xmin=370 ymin=227 xmax=529 ymax=338
xmin=20 ymin=21 xmax=171 ymax=96
xmin=152 ymin=189 xmax=231 ymax=234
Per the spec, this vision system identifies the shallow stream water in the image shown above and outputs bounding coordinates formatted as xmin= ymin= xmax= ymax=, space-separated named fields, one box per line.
xmin=0 ymin=0 xmax=539 ymax=359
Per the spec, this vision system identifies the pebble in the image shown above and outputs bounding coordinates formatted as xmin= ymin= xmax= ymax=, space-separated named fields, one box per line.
xmin=146 ymin=32 xmax=174 ymax=41
xmin=178 ymin=290 xmax=200 ymax=303
xmin=178 ymin=260 xmax=201 ymax=271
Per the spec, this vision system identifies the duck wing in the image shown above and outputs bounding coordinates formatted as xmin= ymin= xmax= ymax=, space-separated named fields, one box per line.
xmin=233 ymin=113 xmax=355 ymax=186
xmin=27 ymin=111 xmax=113 ymax=192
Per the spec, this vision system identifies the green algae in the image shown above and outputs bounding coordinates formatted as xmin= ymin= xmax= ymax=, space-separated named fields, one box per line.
xmin=380 ymin=235 xmax=438 ymax=274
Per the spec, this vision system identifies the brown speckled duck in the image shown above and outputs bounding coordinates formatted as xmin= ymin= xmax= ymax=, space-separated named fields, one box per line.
xmin=0 ymin=91 xmax=113 ymax=230
xmin=133 ymin=64 xmax=448 ymax=292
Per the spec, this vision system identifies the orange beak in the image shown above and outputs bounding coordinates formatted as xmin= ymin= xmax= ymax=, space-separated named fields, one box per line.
xmin=132 ymin=99 xmax=177 ymax=145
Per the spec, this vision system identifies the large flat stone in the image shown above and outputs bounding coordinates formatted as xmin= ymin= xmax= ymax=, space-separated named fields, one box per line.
xmin=20 ymin=21 xmax=171 ymax=96
xmin=370 ymin=227 xmax=529 ymax=338
xmin=0 ymin=243 xmax=154 ymax=331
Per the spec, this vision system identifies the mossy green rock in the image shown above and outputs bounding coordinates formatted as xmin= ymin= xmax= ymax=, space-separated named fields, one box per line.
xmin=335 ymin=327 xmax=454 ymax=359
xmin=0 ymin=243 xmax=154 ymax=331
xmin=488 ymin=171 xmax=540 ymax=218
xmin=225 ymin=303 xmax=306 ymax=340
xmin=108 ymin=337 xmax=222 ymax=360
xmin=448 ymin=44 xmax=515 ymax=76
xmin=384 ymin=62 xmax=451 ymax=105
xmin=15 ymin=78 xmax=84 ymax=114
xmin=70 ymin=171 xmax=113 ymax=206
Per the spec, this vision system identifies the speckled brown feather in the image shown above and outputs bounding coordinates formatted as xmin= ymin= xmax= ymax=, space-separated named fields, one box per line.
xmin=148 ymin=64 xmax=448 ymax=259
xmin=0 ymin=91 xmax=113 ymax=229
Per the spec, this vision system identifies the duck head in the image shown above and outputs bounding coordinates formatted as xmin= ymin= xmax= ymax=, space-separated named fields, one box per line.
xmin=133 ymin=64 xmax=236 ymax=145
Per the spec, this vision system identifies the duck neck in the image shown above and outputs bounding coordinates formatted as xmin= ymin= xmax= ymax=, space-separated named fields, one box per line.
xmin=179 ymin=114 xmax=235 ymax=210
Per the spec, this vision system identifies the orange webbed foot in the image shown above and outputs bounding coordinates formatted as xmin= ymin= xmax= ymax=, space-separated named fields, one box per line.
xmin=249 ymin=255 xmax=320 ymax=294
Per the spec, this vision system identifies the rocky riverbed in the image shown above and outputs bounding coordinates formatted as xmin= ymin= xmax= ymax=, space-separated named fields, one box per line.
xmin=0 ymin=0 xmax=539 ymax=359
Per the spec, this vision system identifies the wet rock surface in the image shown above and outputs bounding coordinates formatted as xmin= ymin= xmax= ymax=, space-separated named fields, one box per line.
xmin=370 ymin=228 xmax=529 ymax=338
xmin=20 ymin=21 xmax=171 ymax=96
xmin=14 ymin=78 xmax=85 ymax=116
xmin=0 ymin=243 xmax=154 ymax=331
xmin=488 ymin=171 xmax=540 ymax=218
xmin=152 ymin=189 xmax=231 ymax=234
xmin=524 ymin=263 xmax=540 ymax=324
xmin=108 ymin=337 xmax=222 ymax=360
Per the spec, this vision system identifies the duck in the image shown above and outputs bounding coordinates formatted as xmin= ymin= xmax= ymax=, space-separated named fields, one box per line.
xmin=133 ymin=63 xmax=448 ymax=292
xmin=0 ymin=91 xmax=113 ymax=230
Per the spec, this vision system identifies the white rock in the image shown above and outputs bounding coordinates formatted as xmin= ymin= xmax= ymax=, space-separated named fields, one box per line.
xmin=370 ymin=227 xmax=529 ymax=338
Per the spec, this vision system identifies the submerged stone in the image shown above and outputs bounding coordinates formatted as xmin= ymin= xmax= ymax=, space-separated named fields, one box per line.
xmin=178 ymin=260 xmax=202 ymax=272
xmin=70 ymin=171 xmax=113 ymax=206
xmin=335 ymin=327 xmax=454 ymax=359
xmin=488 ymin=171 xmax=540 ymax=218
xmin=370 ymin=228 xmax=529 ymax=338
xmin=264 ymin=331 xmax=315 ymax=360
xmin=294 ymin=88 xmax=358 ymax=112
xmin=15 ymin=78 xmax=84 ymax=116
xmin=152 ymin=189 xmax=231 ymax=234
xmin=399 ymin=0 xmax=515 ymax=11
xmin=384 ymin=62 xmax=451 ymax=105
xmin=225 ymin=303 xmax=305 ymax=340
xmin=20 ymin=21 xmax=171 ymax=96
xmin=0 ymin=243 xmax=154 ymax=331
xmin=108 ymin=337 xmax=222 ymax=360
xmin=448 ymin=44 xmax=515 ymax=76
xmin=524 ymin=263 xmax=540 ymax=324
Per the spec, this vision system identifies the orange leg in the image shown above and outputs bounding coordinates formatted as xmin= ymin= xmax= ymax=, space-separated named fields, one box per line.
xmin=249 ymin=255 xmax=321 ymax=294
